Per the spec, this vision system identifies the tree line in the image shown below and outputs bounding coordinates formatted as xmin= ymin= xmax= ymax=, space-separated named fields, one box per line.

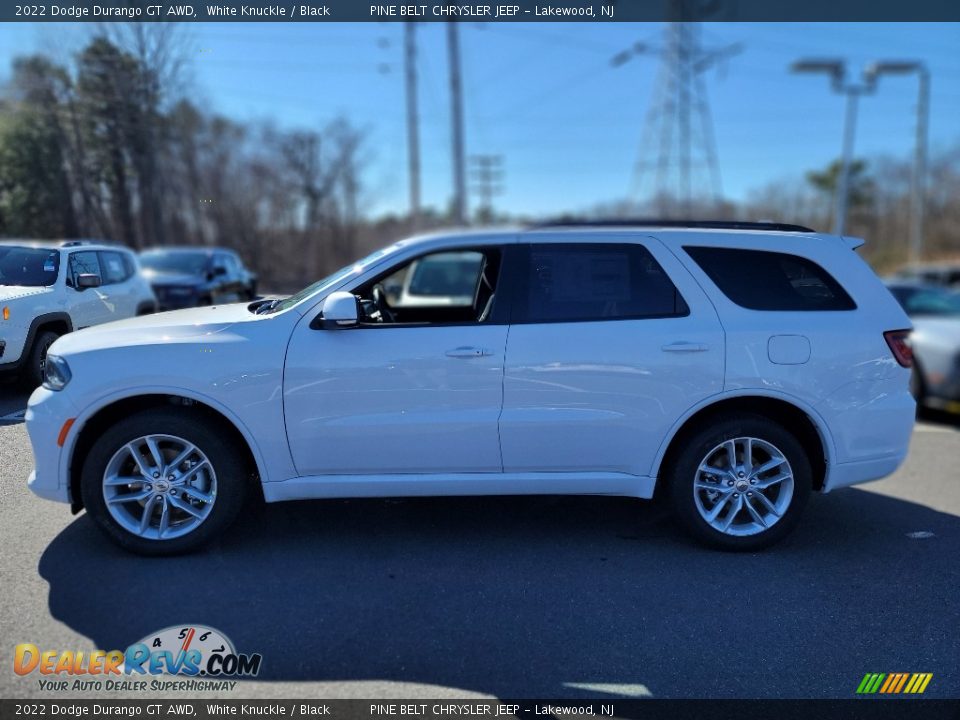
xmin=0 ymin=27 xmax=369 ymax=290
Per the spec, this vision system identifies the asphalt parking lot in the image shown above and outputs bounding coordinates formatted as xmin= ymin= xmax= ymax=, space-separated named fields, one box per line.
xmin=1 ymin=382 xmax=958 ymax=701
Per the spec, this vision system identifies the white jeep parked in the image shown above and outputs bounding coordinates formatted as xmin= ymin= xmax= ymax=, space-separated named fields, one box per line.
xmin=25 ymin=222 xmax=916 ymax=554
xmin=0 ymin=240 xmax=156 ymax=387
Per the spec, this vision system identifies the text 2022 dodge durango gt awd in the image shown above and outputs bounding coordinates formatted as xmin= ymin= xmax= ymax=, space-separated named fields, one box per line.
xmin=25 ymin=222 xmax=916 ymax=554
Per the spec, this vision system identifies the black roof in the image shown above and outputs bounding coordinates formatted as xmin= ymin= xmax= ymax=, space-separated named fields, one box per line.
xmin=530 ymin=219 xmax=816 ymax=233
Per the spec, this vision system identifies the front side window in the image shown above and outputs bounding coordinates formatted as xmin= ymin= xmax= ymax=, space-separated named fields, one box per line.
xmin=355 ymin=248 xmax=501 ymax=325
xmin=0 ymin=246 xmax=60 ymax=287
xmin=684 ymin=246 xmax=856 ymax=311
xmin=517 ymin=243 xmax=688 ymax=323
xmin=68 ymin=251 xmax=102 ymax=287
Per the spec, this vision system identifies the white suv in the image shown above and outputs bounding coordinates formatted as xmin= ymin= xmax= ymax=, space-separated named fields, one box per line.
xmin=1 ymin=241 xmax=157 ymax=386
xmin=24 ymin=222 xmax=916 ymax=554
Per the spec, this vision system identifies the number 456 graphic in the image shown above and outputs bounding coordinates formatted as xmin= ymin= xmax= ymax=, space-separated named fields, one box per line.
xmin=857 ymin=673 xmax=933 ymax=695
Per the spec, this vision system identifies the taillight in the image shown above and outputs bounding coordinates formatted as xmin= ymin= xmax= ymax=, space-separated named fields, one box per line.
xmin=884 ymin=329 xmax=913 ymax=368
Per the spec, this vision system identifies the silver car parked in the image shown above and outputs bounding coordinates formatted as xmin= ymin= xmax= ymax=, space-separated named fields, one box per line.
xmin=887 ymin=282 xmax=960 ymax=414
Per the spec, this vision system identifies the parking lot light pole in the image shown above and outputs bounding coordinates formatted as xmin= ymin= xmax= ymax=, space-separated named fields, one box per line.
xmin=865 ymin=61 xmax=930 ymax=263
xmin=790 ymin=59 xmax=878 ymax=236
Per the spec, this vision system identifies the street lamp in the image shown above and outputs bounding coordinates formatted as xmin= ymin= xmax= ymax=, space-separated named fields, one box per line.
xmin=865 ymin=61 xmax=930 ymax=262
xmin=791 ymin=59 xmax=877 ymax=236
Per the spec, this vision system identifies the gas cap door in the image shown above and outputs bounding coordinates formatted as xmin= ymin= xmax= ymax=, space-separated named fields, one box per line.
xmin=768 ymin=334 xmax=811 ymax=365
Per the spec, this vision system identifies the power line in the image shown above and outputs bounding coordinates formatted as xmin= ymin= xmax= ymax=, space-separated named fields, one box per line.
xmin=613 ymin=6 xmax=741 ymax=215
xmin=469 ymin=154 xmax=503 ymax=220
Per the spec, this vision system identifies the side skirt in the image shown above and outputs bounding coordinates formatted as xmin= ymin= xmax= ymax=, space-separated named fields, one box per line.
xmin=261 ymin=472 xmax=657 ymax=502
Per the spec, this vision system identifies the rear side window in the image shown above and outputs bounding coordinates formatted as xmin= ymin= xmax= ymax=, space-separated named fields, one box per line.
xmin=519 ymin=243 xmax=688 ymax=323
xmin=99 ymin=251 xmax=131 ymax=284
xmin=684 ymin=247 xmax=856 ymax=311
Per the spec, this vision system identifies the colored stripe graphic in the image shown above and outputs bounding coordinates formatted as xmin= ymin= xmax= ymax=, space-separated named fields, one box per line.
xmin=857 ymin=672 xmax=932 ymax=694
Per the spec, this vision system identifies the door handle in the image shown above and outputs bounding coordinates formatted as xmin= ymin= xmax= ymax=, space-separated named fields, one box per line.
xmin=661 ymin=342 xmax=709 ymax=353
xmin=445 ymin=346 xmax=492 ymax=358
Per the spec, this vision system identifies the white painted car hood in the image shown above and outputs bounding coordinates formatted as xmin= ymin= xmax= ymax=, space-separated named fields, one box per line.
xmin=0 ymin=285 xmax=52 ymax=303
xmin=51 ymin=303 xmax=264 ymax=356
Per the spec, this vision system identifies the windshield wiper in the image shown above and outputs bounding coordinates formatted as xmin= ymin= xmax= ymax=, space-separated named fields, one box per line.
xmin=254 ymin=298 xmax=282 ymax=315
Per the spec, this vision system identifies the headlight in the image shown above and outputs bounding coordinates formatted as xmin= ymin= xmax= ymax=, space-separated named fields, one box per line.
xmin=43 ymin=354 xmax=72 ymax=391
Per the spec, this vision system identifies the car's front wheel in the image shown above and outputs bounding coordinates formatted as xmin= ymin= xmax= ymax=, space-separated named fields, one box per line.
xmin=25 ymin=329 xmax=59 ymax=389
xmin=667 ymin=414 xmax=812 ymax=551
xmin=80 ymin=408 xmax=247 ymax=555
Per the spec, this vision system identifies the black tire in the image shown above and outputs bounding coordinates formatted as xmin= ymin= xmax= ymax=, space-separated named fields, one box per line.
xmin=666 ymin=413 xmax=812 ymax=552
xmin=80 ymin=408 xmax=248 ymax=556
xmin=24 ymin=330 xmax=59 ymax=389
xmin=909 ymin=361 xmax=926 ymax=405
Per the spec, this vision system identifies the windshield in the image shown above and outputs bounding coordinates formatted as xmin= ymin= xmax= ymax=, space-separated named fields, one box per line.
xmin=0 ymin=246 xmax=60 ymax=287
xmin=140 ymin=251 xmax=211 ymax=276
xmin=265 ymin=245 xmax=401 ymax=314
xmin=891 ymin=286 xmax=960 ymax=317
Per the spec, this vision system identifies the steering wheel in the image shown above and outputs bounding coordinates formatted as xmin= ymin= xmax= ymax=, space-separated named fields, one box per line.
xmin=371 ymin=284 xmax=396 ymax=323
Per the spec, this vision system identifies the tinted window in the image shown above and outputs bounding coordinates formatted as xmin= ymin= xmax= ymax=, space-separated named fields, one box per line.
xmin=684 ymin=247 xmax=856 ymax=311
xmin=68 ymin=251 xmax=102 ymax=286
xmin=0 ymin=247 xmax=60 ymax=287
xmin=519 ymin=243 xmax=688 ymax=323
xmin=99 ymin=252 xmax=130 ymax=285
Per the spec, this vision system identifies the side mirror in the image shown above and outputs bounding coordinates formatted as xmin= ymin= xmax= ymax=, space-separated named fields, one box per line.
xmin=317 ymin=291 xmax=359 ymax=330
xmin=76 ymin=273 xmax=102 ymax=290
xmin=212 ymin=266 xmax=227 ymax=277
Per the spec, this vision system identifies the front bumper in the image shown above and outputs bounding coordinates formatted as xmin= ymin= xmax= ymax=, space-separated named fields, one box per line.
xmin=25 ymin=386 xmax=79 ymax=504
xmin=153 ymin=287 xmax=202 ymax=311
xmin=0 ymin=323 xmax=29 ymax=369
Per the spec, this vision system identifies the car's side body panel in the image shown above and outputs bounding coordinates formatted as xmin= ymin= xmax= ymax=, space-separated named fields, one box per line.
xmin=24 ymin=228 xmax=918 ymax=521
xmin=656 ymin=231 xmax=915 ymax=472
xmin=499 ymin=234 xmax=725 ymax=478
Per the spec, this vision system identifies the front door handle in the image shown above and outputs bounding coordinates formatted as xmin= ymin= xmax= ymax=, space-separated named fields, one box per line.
xmin=661 ymin=342 xmax=708 ymax=353
xmin=445 ymin=346 xmax=492 ymax=358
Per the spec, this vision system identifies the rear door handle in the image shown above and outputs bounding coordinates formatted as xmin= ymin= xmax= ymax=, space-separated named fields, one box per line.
xmin=445 ymin=346 xmax=492 ymax=358
xmin=661 ymin=342 xmax=709 ymax=353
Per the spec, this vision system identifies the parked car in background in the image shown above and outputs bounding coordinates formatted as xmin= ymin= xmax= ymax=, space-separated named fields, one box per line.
xmin=893 ymin=263 xmax=960 ymax=290
xmin=26 ymin=222 xmax=915 ymax=555
xmin=886 ymin=281 xmax=960 ymax=414
xmin=139 ymin=247 xmax=257 ymax=311
xmin=0 ymin=240 xmax=156 ymax=386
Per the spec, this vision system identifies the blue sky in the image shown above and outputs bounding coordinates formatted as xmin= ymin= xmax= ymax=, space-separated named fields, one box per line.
xmin=1 ymin=21 xmax=958 ymax=217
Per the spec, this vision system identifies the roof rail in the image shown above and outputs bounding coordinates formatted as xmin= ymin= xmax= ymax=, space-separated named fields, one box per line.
xmin=60 ymin=239 xmax=118 ymax=247
xmin=529 ymin=219 xmax=817 ymax=233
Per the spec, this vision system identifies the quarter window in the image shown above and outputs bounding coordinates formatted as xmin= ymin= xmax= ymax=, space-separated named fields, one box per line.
xmin=684 ymin=247 xmax=856 ymax=311
xmin=519 ymin=243 xmax=688 ymax=323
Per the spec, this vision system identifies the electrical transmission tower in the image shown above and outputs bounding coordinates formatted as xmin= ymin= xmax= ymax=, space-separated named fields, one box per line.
xmin=469 ymin=155 xmax=504 ymax=223
xmin=613 ymin=9 xmax=740 ymax=216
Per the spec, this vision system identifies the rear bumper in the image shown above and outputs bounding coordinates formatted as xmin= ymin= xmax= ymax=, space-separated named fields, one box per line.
xmin=819 ymin=388 xmax=915 ymax=492
xmin=823 ymin=452 xmax=908 ymax=493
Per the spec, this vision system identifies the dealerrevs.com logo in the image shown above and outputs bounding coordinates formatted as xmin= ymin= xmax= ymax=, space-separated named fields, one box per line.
xmin=14 ymin=625 xmax=262 ymax=692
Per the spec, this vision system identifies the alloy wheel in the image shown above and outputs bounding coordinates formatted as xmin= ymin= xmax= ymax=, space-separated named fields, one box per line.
xmin=692 ymin=436 xmax=794 ymax=537
xmin=102 ymin=434 xmax=218 ymax=540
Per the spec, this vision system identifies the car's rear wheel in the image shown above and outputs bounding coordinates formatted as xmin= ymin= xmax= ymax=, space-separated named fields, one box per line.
xmin=80 ymin=408 xmax=247 ymax=555
xmin=667 ymin=414 xmax=812 ymax=551
xmin=24 ymin=330 xmax=59 ymax=389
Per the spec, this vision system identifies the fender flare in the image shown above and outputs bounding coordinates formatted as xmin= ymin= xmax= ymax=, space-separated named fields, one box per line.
xmin=13 ymin=312 xmax=74 ymax=370
xmin=649 ymin=388 xmax=838 ymax=479
xmin=60 ymin=385 xmax=273 ymax=498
